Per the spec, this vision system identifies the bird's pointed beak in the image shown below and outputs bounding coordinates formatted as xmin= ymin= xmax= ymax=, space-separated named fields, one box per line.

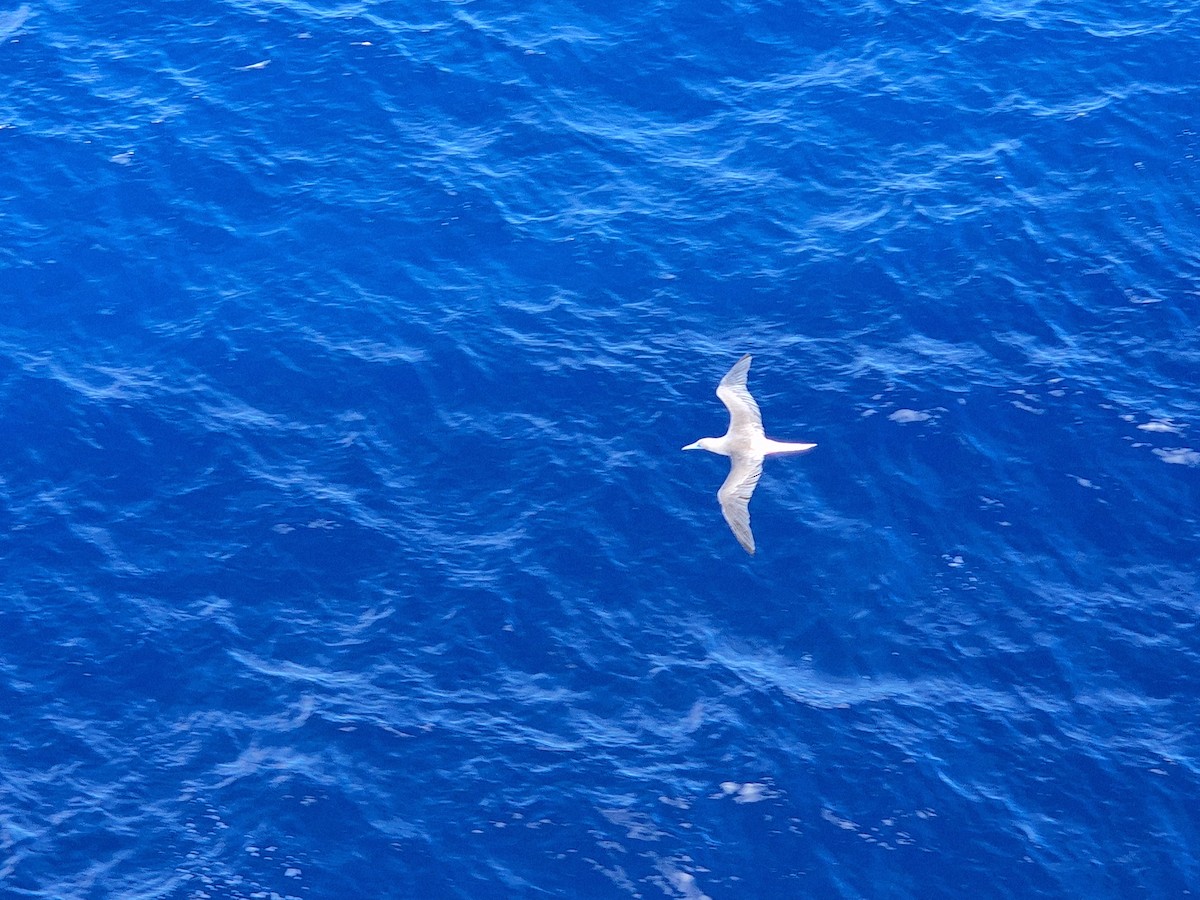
xmin=682 ymin=441 xmax=702 ymax=451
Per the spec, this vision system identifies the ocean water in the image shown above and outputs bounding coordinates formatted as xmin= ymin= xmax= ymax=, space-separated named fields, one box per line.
xmin=2 ymin=0 xmax=1198 ymax=896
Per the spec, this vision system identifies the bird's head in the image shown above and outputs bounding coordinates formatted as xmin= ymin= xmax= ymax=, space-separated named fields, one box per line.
xmin=682 ymin=438 xmax=716 ymax=452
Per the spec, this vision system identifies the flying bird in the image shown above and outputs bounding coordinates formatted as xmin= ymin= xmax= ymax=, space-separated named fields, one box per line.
xmin=683 ymin=354 xmax=816 ymax=555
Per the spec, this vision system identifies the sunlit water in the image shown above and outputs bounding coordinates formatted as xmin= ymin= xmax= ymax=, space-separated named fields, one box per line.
xmin=2 ymin=0 xmax=1198 ymax=896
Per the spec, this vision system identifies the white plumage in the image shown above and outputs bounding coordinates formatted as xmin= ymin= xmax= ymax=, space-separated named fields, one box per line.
xmin=683 ymin=354 xmax=816 ymax=555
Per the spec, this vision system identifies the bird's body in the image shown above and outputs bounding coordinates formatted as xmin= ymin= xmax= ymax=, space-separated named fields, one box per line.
xmin=683 ymin=354 xmax=815 ymax=555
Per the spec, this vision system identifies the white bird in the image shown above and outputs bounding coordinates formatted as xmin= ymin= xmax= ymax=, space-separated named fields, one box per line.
xmin=683 ymin=354 xmax=816 ymax=555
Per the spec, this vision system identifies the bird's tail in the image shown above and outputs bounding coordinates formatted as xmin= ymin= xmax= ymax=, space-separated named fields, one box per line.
xmin=763 ymin=440 xmax=816 ymax=455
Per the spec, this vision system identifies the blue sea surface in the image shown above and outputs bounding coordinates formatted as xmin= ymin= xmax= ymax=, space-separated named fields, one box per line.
xmin=2 ymin=0 xmax=1199 ymax=897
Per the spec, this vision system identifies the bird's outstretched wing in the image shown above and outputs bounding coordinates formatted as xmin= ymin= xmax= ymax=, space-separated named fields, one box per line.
xmin=716 ymin=354 xmax=763 ymax=437
xmin=717 ymin=452 xmax=763 ymax=555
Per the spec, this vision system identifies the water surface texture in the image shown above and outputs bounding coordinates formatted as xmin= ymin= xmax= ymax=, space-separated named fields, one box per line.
xmin=2 ymin=0 xmax=1198 ymax=897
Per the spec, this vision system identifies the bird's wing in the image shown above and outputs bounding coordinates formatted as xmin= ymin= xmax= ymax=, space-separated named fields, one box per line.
xmin=717 ymin=452 xmax=763 ymax=555
xmin=716 ymin=354 xmax=763 ymax=437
